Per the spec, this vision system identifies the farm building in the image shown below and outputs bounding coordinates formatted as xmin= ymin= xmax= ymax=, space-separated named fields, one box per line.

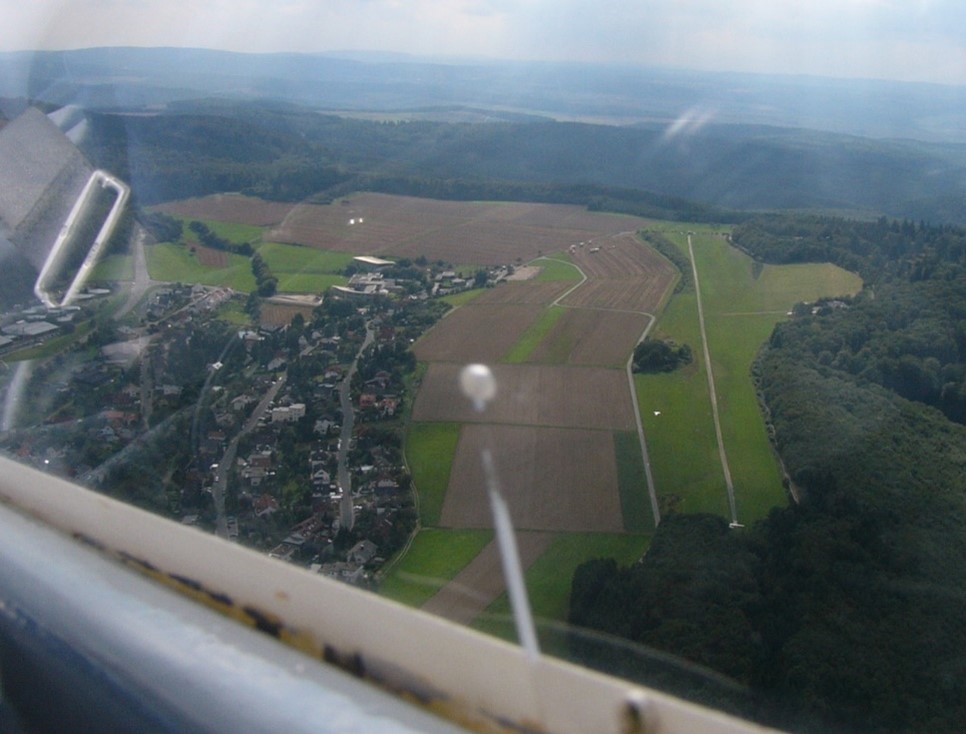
xmin=352 ymin=255 xmax=393 ymax=272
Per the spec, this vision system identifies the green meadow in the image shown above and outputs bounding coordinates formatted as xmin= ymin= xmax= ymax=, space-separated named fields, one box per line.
xmin=473 ymin=532 xmax=649 ymax=648
xmin=146 ymin=243 xmax=257 ymax=291
xmin=89 ymin=254 xmax=134 ymax=282
xmin=638 ymin=229 xmax=862 ymax=523
xmin=532 ymin=254 xmax=581 ymax=282
xmin=144 ymin=240 xmax=355 ymax=294
xmin=405 ymin=422 xmax=461 ymax=527
xmin=440 ymin=288 xmax=485 ymax=307
xmin=614 ymin=430 xmax=655 ymax=531
xmin=179 ymin=217 xmax=265 ymax=245
xmin=379 ymin=528 xmax=493 ymax=607
xmin=257 ymin=242 xmax=353 ymax=275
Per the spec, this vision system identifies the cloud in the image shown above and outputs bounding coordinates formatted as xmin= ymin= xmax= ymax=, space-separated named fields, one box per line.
xmin=1 ymin=0 xmax=963 ymax=85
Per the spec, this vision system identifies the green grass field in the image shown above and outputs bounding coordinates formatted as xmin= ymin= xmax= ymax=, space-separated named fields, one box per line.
xmin=440 ymin=288 xmax=485 ymax=307
xmin=473 ymin=532 xmax=650 ymax=648
xmin=532 ymin=254 xmax=581 ymax=282
xmin=180 ymin=217 xmax=265 ymax=245
xmin=146 ymin=243 xmax=256 ymax=291
xmin=215 ymin=300 xmax=254 ymax=326
xmin=502 ymin=306 xmax=564 ymax=362
xmin=405 ymin=422 xmax=461 ymax=526
xmin=614 ymin=430 xmax=655 ymax=531
xmin=275 ymin=273 xmax=347 ymax=293
xmin=89 ymin=254 xmax=134 ymax=282
xmin=379 ymin=528 xmax=493 ymax=607
xmin=638 ymin=230 xmax=862 ymax=522
xmin=257 ymin=242 xmax=354 ymax=275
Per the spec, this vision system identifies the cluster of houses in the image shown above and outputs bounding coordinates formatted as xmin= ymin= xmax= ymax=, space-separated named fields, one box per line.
xmin=0 ymin=288 xmax=113 ymax=352
xmin=1 ymin=257 xmax=457 ymax=588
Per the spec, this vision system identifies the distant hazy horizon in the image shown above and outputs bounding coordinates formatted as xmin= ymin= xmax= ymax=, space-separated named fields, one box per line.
xmin=3 ymin=1 xmax=964 ymax=87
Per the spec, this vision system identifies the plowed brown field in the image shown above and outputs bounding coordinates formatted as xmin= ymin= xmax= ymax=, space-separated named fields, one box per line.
xmin=412 ymin=363 xmax=635 ymax=430
xmin=264 ymin=193 xmax=649 ymax=265
xmin=193 ymin=245 xmax=228 ymax=267
xmin=471 ymin=282 xmax=572 ymax=306
xmin=441 ymin=425 xmax=623 ymax=532
xmin=527 ymin=309 xmax=651 ymax=366
xmin=562 ymin=233 xmax=676 ymax=312
xmin=413 ymin=305 xmax=545 ymax=363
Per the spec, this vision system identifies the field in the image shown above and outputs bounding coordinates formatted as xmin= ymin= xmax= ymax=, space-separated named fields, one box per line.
xmin=471 ymin=281 xmax=571 ymax=305
xmin=412 ymin=304 xmax=545 ymax=364
xmin=379 ymin=528 xmax=493 ymax=608
xmin=412 ymin=363 xmax=635 ymax=430
xmin=263 ymin=193 xmax=650 ymax=264
xmin=147 ymin=194 xmax=864 ymax=634
xmin=503 ymin=306 xmax=565 ymax=363
xmin=560 ymin=233 xmax=677 ymax=312
xmin=260 ymin=303 xmax=317 ymax=327
xmin=88 ymin=253 xmax=133 ymax=282
xmin=420 ymin=533 xmax=554 ymax=624
xmin=441 ymin=425 xmax=624 ymax=532
xmin=154 ymin=194 xmax=293 ymax=226
xmin=143 ymin=239 xmax=350 ymax=295
xmin=405 ymin=422 xmax=461 ymax=526
xmin=525 ymin=308 xmax=650 ymax=367
xmin=146 ymin=243 xmax=256 ymax=291
xmin=193 ymin=245 xmax=228 ymax=267
xmin=637 ymin=227 xmax=863 ymax=522
xmin=473 ymin=532 xmax=649 ymax=647
xmin=532 ymin=256 xmax=581 ymax=282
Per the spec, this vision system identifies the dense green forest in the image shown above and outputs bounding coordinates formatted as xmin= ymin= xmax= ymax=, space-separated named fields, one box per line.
xmin=77 ymin=100 xmax=966 ymax=224
xmin=570 ymin=215 xmax=966 ymax=733
xmin=81 ymin=105 xmax=737 ymax=222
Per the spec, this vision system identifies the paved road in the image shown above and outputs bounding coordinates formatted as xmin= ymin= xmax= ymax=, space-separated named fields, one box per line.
xmin=337 ymin=323 xmax=375 ymax=529
xmin=688 ymin=233 xmax=738 ymax=524
xmin=211 ymin=376 xmax=286 ymax=539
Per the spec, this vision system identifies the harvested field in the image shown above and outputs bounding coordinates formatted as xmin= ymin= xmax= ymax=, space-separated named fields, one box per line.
xmin=413 ymin=304 xmax=545 ymax=363
xmin=155 ymin=194 xmax=293 ymax=226
xmin=471 ymin=281 xmax=571 ymax=306
xmin=562 ymin=233 xmax=676 ymax=312
xmin=265 ymin=193 xmax=649 ymax=265
xmin=261 ymin=303 xmax=315 ymax=327
xmin=441 ymin=425 xmax=624 ymax=532
xmin=193 ymin=245 xmax=228 ymax=268
xmin=527 ymin=309 xmax=651 ymax=366
xmin=412 ymin=363 xmax=635 ymax=430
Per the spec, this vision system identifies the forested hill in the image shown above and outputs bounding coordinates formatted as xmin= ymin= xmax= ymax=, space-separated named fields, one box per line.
xmin=569 ymin=215 xmax=966 ymax=733
xmin=77 ymin=100 xmax=966 ymax=224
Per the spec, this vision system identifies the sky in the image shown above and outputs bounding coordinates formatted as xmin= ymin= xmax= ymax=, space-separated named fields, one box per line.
xmin=3 ymin=0 xmax=965 ymax=86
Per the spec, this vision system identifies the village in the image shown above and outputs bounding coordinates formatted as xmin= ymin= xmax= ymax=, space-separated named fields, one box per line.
xmin=0 ymin=253 xmax=493 ymax=586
